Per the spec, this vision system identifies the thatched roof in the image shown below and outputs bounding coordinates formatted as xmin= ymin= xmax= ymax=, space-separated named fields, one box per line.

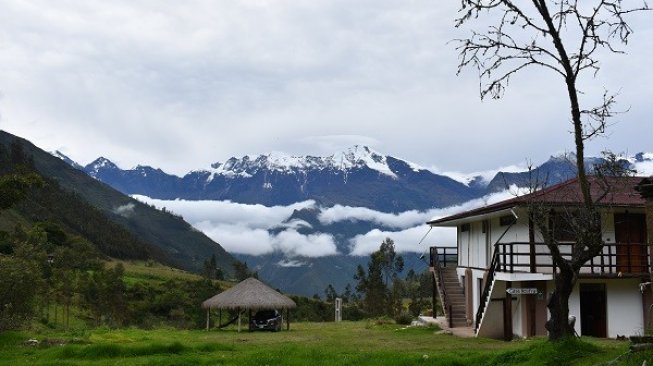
xmin=202 ymin=277 xmax=297 ymax=311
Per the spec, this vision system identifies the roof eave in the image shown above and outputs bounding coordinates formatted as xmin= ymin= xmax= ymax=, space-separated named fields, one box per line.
xmin=428 ymin=207 xmax=517 ymax=227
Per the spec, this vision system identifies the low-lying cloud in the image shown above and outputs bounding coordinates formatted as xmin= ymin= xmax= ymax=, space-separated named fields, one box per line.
xmin=346 ymin=187 xmax=527 ymax=255
xmin=635 ymin=160 xmax=653 ymax=176
xmin=133 ymin=186 xmax=528 ymax=257
xmin=319 ymin=186 xmax=525 ymax=230
xmin=113 ymin=202 xmax=136 ymax=218
xmin=133 ymin=196 xmax=337 ymax=257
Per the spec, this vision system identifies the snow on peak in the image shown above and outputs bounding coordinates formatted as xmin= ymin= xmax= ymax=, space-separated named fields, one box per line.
xmin=49 ymin=150 xmax=83 ymax=170
xmin=208 ymin=145 xmax=398 ymax=178
xmin=86 ymin=157 xmax=119 ymax=174
xmin=50 ymin=150 xmax=68 ymax=160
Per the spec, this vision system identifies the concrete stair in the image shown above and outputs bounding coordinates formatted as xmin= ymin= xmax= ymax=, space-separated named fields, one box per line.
xmin=438 ymin=267 xmax=468 ymax=328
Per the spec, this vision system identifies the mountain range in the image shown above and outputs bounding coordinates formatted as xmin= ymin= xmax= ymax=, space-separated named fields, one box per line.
xmin=55 ymin=146 xmax=649 ymax=213
xmin=47 ymin=144 xmax=652 ymax=295
xmin=71 ymin=146 xmax=480 ymax=213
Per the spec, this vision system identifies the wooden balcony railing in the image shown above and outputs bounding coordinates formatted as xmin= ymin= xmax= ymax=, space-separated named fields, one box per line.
xmin=495 ymin=242 xmax=650 ymax=276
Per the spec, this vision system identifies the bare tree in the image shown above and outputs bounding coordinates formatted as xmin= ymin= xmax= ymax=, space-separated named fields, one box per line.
xmin=455 ymin=0 xmax=649 ymax=340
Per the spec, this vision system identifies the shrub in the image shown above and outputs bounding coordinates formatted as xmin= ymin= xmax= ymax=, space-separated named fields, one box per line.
xmin=394 ymin=311 xmax=413 ymax=325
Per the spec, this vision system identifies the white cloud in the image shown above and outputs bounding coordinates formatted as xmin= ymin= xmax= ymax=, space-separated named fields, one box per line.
xmin=112 ymin=202 xmax=135 ymax=218
xmin=133 ymin=186 xmax=529 ymax=257
xmin=635 ymin=161 xmax=653 ymax=176
xmin=347 ymin=187 xmax=530 ymax=255
xmin=348 ymin=226 xmax=457 ymax=256
xmin=272 ymin=230 xmax=337 ymax=257
xmin=318 ymin=206 xmax=430 ymax=230
xmin=194 ymin=222 xmax=273 ymax=256
xmin=132 ymin=195 xmax=337 ymax=256
xmin=319 ymin=186 xmax=527 ymax=231
xmin=277 ymin=259 xmax=310 ymax=268
xmin=132 ymin=195 xmax=315 ymax=229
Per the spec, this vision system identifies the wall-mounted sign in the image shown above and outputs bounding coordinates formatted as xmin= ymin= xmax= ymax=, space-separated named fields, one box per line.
xmin=506 ymin=288 xmax=538 ymax=295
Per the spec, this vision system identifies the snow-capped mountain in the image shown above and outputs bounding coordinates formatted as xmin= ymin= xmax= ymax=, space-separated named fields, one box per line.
xmin=49 ymin=150 xmax=84 ymax=170
xmin=53 ymin=147 xmax=652 ymax=214
xmin=72 ymin=146 xmax=482 ymax=213
xmin=208 ymin=146 xmax=402 ymax=179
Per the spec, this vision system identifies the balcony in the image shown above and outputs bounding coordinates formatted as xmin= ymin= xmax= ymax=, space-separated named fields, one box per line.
xmin=430 ymin=242 xmax=650 ymax=277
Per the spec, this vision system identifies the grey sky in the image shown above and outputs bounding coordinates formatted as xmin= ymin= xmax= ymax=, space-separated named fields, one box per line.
xmin=1 ymin=1 xmax=651 ymax=175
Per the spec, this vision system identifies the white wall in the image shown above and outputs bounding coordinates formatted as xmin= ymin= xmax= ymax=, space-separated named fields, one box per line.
xmin=454 ymin=267 xmax=488 ymax=327
xmin=457 ymin=213 xmax=531 ymax=269
xmin=567 ymin=279 xmax=644 ymax=338
xmin=457 ymin=207 xmax=647 ymax=274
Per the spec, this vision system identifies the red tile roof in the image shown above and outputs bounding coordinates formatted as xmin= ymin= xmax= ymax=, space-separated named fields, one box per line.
xmin=428 ymin=176 xmax=647 ymax=226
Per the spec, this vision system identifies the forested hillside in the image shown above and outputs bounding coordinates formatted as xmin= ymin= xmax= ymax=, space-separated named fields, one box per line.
xmin=0 ymin=130 xmax=236 ymax=274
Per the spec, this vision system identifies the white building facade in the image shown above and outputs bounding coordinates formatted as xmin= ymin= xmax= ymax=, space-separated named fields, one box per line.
xmin=429 ymin=177 xmax=651 ymax=339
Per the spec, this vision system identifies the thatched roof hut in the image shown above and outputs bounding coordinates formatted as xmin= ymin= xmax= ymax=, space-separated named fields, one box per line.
xmin=202 ymin=277 xmax=296 ymax=331
xmin=202 ymin=277 xmax=296 ymax=310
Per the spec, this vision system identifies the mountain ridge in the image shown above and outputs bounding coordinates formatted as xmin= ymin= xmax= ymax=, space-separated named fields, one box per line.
xmin=54 ymin=147 xmax=652 ymax=213
xmin=72 ymin=146 xmax=480 ymax=213
xmin=0 ymin=130 xmax=237 ymax=275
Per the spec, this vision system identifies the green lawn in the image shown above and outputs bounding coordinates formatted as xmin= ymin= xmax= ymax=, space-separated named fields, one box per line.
xmin=0 ymin=321 xmax=648 ymax=366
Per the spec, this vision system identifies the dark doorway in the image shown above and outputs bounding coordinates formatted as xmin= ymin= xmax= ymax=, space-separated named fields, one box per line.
xmin=579 ymin=283 xmax=607 ymax=337
xmin=615 ymin=213 xmax=647 ymax=273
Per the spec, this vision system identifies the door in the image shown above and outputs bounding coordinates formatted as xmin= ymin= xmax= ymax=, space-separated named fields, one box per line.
xmin=484 ymin=220 xmax=492 ymax=266
xmin=579 ymin=283 xmax=607 ymax=337
xmin=614 ymin=213 xmax=647 ymax=273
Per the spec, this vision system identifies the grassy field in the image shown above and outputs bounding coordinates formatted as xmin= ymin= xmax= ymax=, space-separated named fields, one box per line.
xmin=4 ymin=261 xmax=649 ymax=365
xmin=0 ymin=321 xmax=649 ymax=366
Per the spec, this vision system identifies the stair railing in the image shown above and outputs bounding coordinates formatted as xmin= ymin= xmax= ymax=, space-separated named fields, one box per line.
xmin=475 ymin=246 xmax=500 ymax=331
xmin=474 ymin=212 xmax=517 ymax=332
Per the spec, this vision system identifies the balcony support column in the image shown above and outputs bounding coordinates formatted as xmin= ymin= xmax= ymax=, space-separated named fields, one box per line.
xmin=636 ymin=178 xmax=653 ymax=282
xmin=529 ymin=216 xmax=536 ymax=273
xmin=503 ymin=281 xmax=513 ymax=341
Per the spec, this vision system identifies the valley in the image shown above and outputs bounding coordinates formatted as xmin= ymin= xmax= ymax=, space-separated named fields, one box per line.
xmin=50 ymin=141 xmax=653 ymax=295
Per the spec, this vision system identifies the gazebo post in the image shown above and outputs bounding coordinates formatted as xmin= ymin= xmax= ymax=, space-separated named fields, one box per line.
xmin=218 ymin=309 xmax=222 ymax=328
xmin=238 ymin=307 xmax=241 ymax=332
xmin=205 ymin=309 xmax=210 ymax=331
xmin=286 ymin=308 xmax=290 ymax=331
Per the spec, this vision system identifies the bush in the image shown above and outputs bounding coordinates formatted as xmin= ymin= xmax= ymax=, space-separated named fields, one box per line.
xmin=342 ymin=304 xmax=366 ymax=321
xmin=394 ymin=311 xmax=413 ymax=325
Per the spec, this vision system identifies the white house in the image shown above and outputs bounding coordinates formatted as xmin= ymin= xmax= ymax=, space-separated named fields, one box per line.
xmin=428 ymin=176 xmax=651 ymax=339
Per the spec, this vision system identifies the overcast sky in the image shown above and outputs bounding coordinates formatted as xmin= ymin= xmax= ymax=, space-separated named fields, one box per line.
xmin=0 ymin=1 xmax=651 ymax=175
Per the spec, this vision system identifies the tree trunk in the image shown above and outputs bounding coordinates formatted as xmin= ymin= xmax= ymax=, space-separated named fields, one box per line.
xmin=545 ymin=266 xmax=576 ymax=340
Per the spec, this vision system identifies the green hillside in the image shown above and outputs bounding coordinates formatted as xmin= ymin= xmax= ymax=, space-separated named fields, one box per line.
xmin=0 ymin=130 xmax=236 ymax=275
